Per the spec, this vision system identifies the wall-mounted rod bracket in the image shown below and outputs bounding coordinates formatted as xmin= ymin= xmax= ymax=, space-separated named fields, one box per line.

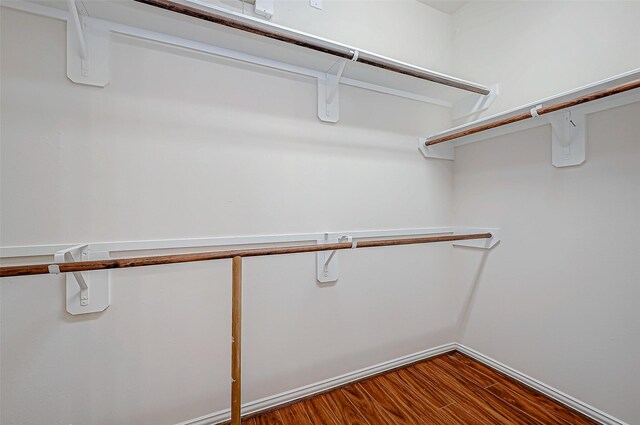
xmin=54 ymin=245 xmax=111 ymax=315
xmin=318 ymin=60 xmax=345 ymax=123
xmin=318 ymin=51 xmax=358 ymax=122
xmin=316 ymin=233 xmax=352 ymax=283
xmin=66 ymin=0 xmax=110 ymax=87
xmin=67 ymin=0 xmax=88 ymax=75
xmin=55 ymin=248 xmax=90 ymax=305
xmin=548 ymin=110 xmax=585 ymax=167
xmin=326 ymin=60 xmax=347 ymax=104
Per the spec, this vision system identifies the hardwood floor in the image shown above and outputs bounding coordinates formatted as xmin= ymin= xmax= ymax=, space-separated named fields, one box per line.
xmin=243 ymin=351 xmax=599 ymax=424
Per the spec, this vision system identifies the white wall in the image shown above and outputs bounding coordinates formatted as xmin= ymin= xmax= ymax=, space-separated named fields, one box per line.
xmin=211 ymin=0 xmax=454 ymax=72
xmin=451 ymin=1 xmax=640 ymax=423
xmin=3 ymin=1 xmax=640 ymax=424
xmin=0 ymin=3 xmax=458 ymax=425
xmin=453 ymin=101 xmax=640 ymax=425
xmin=452 ymin=1 xmax=640 ymax=118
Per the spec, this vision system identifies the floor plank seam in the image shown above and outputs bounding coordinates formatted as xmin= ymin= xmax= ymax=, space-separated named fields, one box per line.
xmin=437 ymin=401 xmax=458 ymax=410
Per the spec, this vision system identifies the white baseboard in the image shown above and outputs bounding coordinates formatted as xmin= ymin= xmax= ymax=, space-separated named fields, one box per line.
xmin=177 ymin=342 xmax=457 ymax=424
xmin=178 ymin=342 xmax=627 ymax=425
xmin=455 ymin=344 xmax=628 ymax=425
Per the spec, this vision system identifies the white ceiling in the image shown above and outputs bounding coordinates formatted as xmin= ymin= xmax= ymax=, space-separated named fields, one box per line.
xmin=417 ymin=0 xmax=469 ymax=15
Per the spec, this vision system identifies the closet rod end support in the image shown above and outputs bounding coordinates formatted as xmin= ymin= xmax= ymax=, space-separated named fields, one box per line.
xmin=54 ymin=245 xmax=111 ymax=315
xmin=316 ymin=233 xmax=351 ymax=283
xmin=418 ymin=137 xmax=454 ymax=160
xmin=453 ymin=228 xmax=500 ymax=249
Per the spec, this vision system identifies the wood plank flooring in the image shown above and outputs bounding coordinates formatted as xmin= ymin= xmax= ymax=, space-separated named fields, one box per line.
xmin=244 ymin=351 xmax=599 ymax=424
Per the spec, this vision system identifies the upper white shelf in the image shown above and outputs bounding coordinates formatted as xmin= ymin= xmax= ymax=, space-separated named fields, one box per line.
xmin=5 ymin=0 xmax=495 ymax=122
xmin=97 ymin=0 xmax=489 ymax=93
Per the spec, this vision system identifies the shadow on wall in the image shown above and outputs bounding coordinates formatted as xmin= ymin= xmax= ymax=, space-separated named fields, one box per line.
xmin=106 ymin=36 xmax=448 ymax=157
xmin=454 ymin=247 xmax=491 ymax=341
xmin=244 ymin=321 xmax=458 ymax=404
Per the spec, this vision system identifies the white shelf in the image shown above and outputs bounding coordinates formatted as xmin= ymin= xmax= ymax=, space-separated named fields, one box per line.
xmin=427 ymin=69 xmax=640 ymax=147
xmin=0 ymin=226 xmax=499 ymax=315
xmin=0 ymin=227 xmax=500 ymax=259
xmin=420 ymin=68 xmax=640 ymax=165
xmin=4 ymin=0 xmax=495 ymax=122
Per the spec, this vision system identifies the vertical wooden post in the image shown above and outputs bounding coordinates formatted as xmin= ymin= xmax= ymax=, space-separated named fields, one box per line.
xmin=231 ymin=256 xmax=242 ymax=425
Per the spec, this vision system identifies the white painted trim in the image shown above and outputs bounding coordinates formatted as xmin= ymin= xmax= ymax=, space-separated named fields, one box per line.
xmin=177 ymin=342 xmax=628 ymax=425
xmin=177 ymin=343 xmax=458 ymax=425
xmin=456 ymin=344 xmax=628 ymax=425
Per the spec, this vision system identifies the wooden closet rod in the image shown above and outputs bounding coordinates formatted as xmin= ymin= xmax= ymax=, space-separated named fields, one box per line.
xmin=0 ymin=232 xmax=491 ymax=425
xmin=426 ymin=79 xmax=640 ymax=146
xmin=133 ymin=0 xmax=490 ymax=95
xmin=0 ymin=233 xmax=491 ymax=278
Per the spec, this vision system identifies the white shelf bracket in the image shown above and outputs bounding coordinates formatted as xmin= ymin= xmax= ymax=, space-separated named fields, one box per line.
xmin=452 ymin=83 xmax=499 ymax=121
xmin=317 ymin=60 xmax=345 ymax=123
xmin=66 ymin=0 xmax=110 ymax=87
xmin=548 ymin=110 xmax=585 ymax=167
xmin=316 ymin=233 xmax=352 ymax=283
xmin=54 ymin=245 xmax=111 ymax=315
xmin=254 ymin=0 xmax=274 ymax=19
xmin=317 ymin=51 xmax=357 ymax=122
xmin=326 ymin=60 xmax=347 ymax=104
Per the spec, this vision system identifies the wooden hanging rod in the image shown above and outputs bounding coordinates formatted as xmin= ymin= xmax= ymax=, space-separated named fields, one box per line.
xmin=0 ymin=231 xmax=490 ymax=425
xmin=132 ymin=0 xmax=490 ymax=95
xmin=426 ymin=79 xmax=640 ymax=146
xmin=0 ymin=233 xmax=491 ymax=278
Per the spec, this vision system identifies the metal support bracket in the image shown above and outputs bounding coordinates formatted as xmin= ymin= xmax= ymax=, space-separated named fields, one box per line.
xmin=452 ymin=228 xmax=500 ymax=249
xmin=316 ymin=233 xmax=352 ymax=283
xmin=66 ymin=0 xmax=110 ymax=87
xmin=548 ymin=110 xmax=585 ymax=167
xmin=317 ymin=60 xmax=346 ymax=122
xmin=317 ymin=51 xmax=358 ymax=122
xmin=54 ymin=245 xmax=111 ymax=315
